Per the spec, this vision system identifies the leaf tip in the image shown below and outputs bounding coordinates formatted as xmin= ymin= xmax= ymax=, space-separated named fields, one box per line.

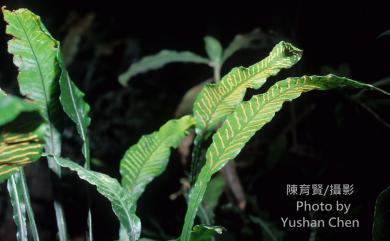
xmin=280 ymin=41 xmax=303 ymax=58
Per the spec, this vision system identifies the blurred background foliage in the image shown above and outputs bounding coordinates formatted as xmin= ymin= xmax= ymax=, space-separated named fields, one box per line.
xmin=0 ymin=0 xmax=389 ymax=241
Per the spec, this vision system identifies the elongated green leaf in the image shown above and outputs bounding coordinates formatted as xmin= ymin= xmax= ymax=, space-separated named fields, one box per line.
xmin=57 ymin=51 xmax=91 ymax=166
xmin=193 ymin=41 xmax=302 ymax=136
xmin=54 ymin=157 xmax=141 ymax=241
xmin=181 ymin=75 xmax=387 ymax=241
xmin=0 ymin=93 xmax=39 ymax=126
xmin=120 ymin=115 xmax=195 ymax=202
xmin=204 ymin=36 xmax=223 ymax=65
xmin=119 ymin=50 xmax=209 ymax=86
xmin=7 ymin=171 xmax=28 ymax=241
xmin=222 ymin=29 xmax=272 ymax=64
xmin=373 ymin=185 xmax=390 ymax=241
xmin=3 ymin=8 xmax=59 ymax=122
xmin=54 ymin=29 xmax=93 ymax=241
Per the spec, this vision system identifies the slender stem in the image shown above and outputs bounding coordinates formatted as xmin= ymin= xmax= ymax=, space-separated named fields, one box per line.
xmin=85 ymin=162 xmax=93 ymax=241
xmin=213 ymin=64 xmax=221 ymax=83
xmin=87 ymin=210 xmax=93 ymax=241
xmin=20 ymin=169 xmax=40 ymax=241
xmin=180 ymin=168 xmax=212 ymax=241
xmin=83 ymin=134 xmax=92 ymax=241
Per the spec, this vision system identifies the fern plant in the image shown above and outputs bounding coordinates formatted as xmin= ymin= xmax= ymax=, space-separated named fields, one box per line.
xmin=0 ymin=6 xmax=389 ymax=241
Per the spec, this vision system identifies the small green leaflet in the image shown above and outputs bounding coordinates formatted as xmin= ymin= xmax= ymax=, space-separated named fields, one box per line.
xmin=204 ymin=36 xmax=223 ymax=65
xmin=373 ymin=185 xmax=390 ymax=241
xmin=120 ymin=115 xmax=195 ymax=202
xmin=119 ymin=50 xmax=209 ymax=86
xmin=193 ymin=41 xmax=302 ymax=136
xmin=54 ymin=157 xmax=141 ymax=241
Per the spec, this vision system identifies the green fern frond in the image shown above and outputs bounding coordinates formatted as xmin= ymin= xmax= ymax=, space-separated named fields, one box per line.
xmin=120 ymin=115 xmax=195 ymax=202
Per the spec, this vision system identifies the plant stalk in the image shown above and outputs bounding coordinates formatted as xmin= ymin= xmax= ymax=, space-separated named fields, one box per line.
xmin=180 ymin=168 xmax=212 ymax=241
xmin=84 ymin=146 xmax=93 ymax=241
xmin=213 ymin=64 xmax=221 ymax=82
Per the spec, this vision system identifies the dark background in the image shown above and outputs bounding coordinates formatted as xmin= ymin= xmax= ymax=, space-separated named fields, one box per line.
xmin=0 ymin=0 xmax=389 ymax=241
